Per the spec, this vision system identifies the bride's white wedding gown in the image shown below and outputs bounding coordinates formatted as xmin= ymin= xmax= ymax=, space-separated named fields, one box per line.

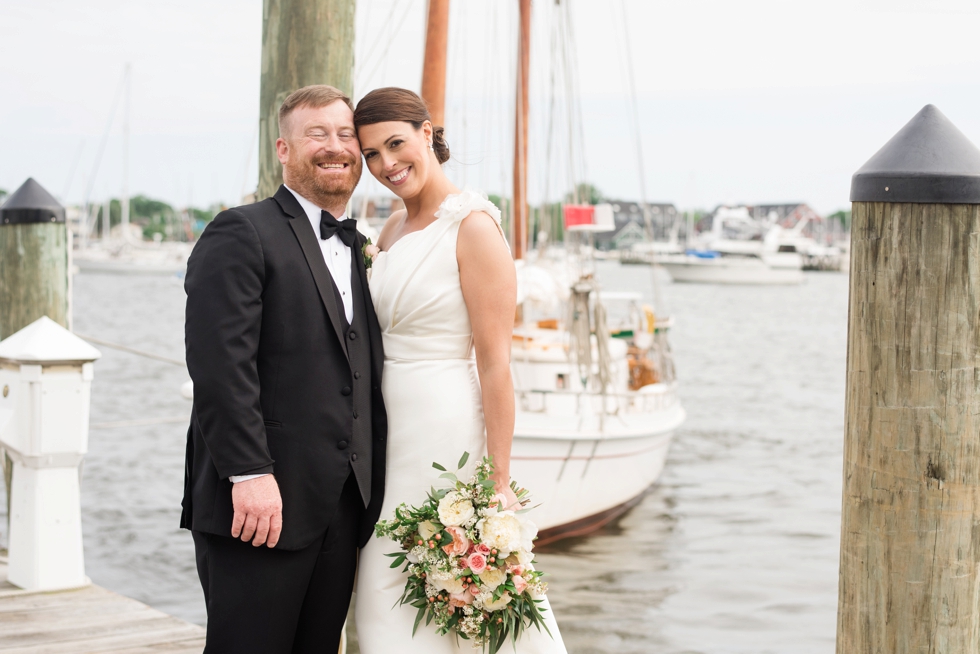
xmin=354 ymin=190 xmax=567 ymax=653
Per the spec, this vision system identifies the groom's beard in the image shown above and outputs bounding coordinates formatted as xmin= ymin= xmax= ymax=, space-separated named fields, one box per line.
xmin=288 ymin=153 xmax=363 ymax=207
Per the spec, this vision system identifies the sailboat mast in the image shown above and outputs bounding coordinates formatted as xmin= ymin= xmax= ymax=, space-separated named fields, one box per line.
xmin=121 ymin=63 xmax=131 ymax=241
xmin=420 ymin=0 xmax=450 ymax=126
xmin=513 ymin=0 xmax=531 ymax=260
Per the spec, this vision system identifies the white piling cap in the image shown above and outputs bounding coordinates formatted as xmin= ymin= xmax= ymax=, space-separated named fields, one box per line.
xmin=0 ymin=316 xmax=101 ymax=364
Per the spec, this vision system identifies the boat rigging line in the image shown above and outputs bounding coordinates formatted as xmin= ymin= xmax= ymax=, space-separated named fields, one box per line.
xmin=73 ymin=333 xmax=185 ymax=367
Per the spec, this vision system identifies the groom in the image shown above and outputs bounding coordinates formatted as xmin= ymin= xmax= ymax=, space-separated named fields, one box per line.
xmin=182 ymin=85 xmax=387 ymax=652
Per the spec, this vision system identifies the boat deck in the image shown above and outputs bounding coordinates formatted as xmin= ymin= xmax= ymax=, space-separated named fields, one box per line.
xmin=0 ymin=557 xmax=205 ymax=653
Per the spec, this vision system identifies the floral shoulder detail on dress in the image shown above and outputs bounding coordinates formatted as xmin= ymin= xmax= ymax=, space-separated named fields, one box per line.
xmin=435 ymin=188 xmax=502 ymax=226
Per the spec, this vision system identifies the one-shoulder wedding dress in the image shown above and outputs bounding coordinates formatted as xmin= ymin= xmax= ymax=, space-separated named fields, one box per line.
xmin=354 ymin=190 xmax=567 ymax=653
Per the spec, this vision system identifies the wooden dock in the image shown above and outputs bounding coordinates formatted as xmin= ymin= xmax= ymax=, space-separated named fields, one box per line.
xmin=0 ymin=556 xmax=205 ymax=653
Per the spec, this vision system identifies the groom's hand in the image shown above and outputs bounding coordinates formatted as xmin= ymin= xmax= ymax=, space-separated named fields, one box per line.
xmin=231 ymin=475 xmax=283 ymax=548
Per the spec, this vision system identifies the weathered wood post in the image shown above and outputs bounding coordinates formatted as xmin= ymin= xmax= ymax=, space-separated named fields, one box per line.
xmin=0 ymin=178 xmax=69 ymax=338
xmin=0 ymin=178 xmax=69 ymax=536
xmin=838 ymin=105 xmax=980 ymax=652
xmin=257 ymin=0 xmax=356 ymax=200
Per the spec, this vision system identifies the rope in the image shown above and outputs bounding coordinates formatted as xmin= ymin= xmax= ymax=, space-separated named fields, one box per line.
xmin=90 ymin=416 xmax=188 ymax=430
xmin=73 ymin=333 xmax=185 ymax=367
xmin=356 ymin=0 xmax=419 ymax=95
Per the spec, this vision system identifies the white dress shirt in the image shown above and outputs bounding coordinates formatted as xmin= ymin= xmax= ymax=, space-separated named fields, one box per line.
xmin=229 ymin=186 xmax=355 ymax=484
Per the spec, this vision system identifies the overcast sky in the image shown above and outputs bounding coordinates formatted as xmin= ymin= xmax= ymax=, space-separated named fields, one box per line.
xmin=1 ymin=0 xmax=979 ymax=214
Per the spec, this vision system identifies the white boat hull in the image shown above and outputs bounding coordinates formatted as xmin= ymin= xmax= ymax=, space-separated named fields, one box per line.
xmin=511 ymin=384 xmax=685 ymax=535
xmin=660 ymin=255 xmax=803 ymax=285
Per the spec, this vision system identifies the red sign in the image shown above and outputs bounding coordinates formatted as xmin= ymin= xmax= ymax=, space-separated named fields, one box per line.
xmin=563 ymin=205 xmax=594 ymax=228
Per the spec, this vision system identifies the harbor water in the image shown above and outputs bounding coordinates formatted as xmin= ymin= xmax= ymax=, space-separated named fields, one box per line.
xmin=0 ymin=263 xmax=847 ymax=653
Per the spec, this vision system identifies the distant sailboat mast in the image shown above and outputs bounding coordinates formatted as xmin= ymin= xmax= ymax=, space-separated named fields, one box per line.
xmin=121 ymin=63 xmax=132 ymax=243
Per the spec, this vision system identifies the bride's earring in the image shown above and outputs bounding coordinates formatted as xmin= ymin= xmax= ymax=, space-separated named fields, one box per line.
xmin=428 ymin=141 xmax=434 ymax=152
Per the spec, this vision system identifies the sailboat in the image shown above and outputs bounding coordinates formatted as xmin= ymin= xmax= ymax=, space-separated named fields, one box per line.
xmin=419 ymin=0 xmax=685 ymax=544
xmin=73 ymin=65 xmax=195 ymax=277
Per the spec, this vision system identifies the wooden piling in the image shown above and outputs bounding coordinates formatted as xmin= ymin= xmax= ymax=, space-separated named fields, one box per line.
xmin=0 ymin=179 xmax=69 ymax=340
xmin=257 ymin=0 xmax=356 ymax=201
xmin=838 ymin=105 xmax=980 ymax=652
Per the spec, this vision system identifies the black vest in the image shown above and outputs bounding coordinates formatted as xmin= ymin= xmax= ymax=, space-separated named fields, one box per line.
xmin=331 ymin=254 xmax=374 ymax=507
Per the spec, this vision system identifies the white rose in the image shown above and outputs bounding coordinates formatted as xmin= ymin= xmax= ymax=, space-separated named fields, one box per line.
xmin=478 ymin=511 xmax=523 ymax=553
xmin=477 ymin=566 xmax=507 ymax=591
xmin=418 ymin=520 xmax=439 ymax=540
xmin=438 ymin=492 xmax=475 ymax=527
xmin=430 ymin=569 xmax=465 ymax=595
xmin=482 ymin=591 xmax=512 ymax=611
xmin=519 ymin=517 xmax=538 ymax=552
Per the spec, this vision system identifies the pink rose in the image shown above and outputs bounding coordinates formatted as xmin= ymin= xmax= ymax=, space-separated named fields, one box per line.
xmin=449 ymin=590 xmax=474 ymax=608
xmin=442 ymin=526 xmax=470 ymax=557
xmin=475 ymin=543 xmax=491 ymax=555
xmin=465 ymin=552 xmax=488 ymax=574
xmin=507 ymin=564 xmax=524 ymax=577
xmin=469 ymin=584 xmax=481 ymax=596
xmin=512 ymin=574 xmax=528 ymax=594
xmin=365 ymin=244 xmax=381 ymax=259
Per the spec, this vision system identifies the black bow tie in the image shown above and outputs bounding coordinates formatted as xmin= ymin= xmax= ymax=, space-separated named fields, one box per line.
xmin=319 ymin=210 xmax=358 ymax=247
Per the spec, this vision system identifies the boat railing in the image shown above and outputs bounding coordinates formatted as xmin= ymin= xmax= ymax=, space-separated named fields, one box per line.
xmin=515 ymin=384 xmax=678 ymax=415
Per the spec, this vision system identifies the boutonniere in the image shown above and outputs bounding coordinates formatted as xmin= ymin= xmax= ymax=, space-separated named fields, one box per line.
xmin=362 ymin=238 xmax=380 ymax=270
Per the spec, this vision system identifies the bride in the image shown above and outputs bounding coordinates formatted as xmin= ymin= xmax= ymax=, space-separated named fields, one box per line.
xmin=352 ymin=87 xmax=567 ymax=653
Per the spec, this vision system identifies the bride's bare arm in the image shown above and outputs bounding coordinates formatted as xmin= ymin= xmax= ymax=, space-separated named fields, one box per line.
xmin=458 ymin=211 xmax=518 ymax=501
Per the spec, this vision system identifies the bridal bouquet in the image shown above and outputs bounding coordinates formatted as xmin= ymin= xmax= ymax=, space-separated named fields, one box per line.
xmin=375 ymin=452 xmax=551 ymax=652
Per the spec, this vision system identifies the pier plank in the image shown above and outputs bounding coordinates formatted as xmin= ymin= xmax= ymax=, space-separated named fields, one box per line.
xmin=0 ymin=563 xmax=205 ymax=653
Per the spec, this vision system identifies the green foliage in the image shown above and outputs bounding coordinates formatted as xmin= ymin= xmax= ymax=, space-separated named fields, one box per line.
xmin=189 ymin=206 xmax=215 ymax=223
xmin=486 ymin=194 xmax=504 ymax=213
xmin=92 ymin=195 xmax=217 ymax=241
xmin=564 ymin=182 xmax=603 ymax=205
xmin=539 ymin=202 xmax=565 ymax=243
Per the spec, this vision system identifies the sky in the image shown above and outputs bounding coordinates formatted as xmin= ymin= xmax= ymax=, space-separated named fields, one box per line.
xmin=1 ymin=0 xmax=978 ymax=215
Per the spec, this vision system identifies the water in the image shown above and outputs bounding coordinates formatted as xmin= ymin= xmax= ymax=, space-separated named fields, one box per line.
xmin=0 ymin=264 xmax=848 ymax=653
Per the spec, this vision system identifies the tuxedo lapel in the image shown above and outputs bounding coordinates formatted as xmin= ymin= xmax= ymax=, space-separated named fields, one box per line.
xmin=274 ymin=186 xmax=349 ymax=363
xmin=353 ymin=233 xmax=385 ymax=383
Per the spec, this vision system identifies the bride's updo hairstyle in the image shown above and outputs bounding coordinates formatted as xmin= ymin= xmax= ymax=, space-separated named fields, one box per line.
xmin=354 ymin=87 xmax=451 ymax=164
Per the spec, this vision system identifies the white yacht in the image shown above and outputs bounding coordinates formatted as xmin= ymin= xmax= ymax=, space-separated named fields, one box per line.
xmin=659 ymin=206 xmax=804 ymax=285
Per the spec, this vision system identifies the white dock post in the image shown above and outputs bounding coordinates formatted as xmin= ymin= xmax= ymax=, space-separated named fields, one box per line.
xmin=0 ymin=316 xmax=101 ymax=591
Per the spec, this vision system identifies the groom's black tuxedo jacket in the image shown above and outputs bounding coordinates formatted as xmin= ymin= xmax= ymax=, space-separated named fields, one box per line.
xmin=181 ymin=185 xmax=387 ymax=550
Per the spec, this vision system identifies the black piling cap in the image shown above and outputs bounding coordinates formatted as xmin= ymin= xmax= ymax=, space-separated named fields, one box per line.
xmin=0 ymin=178 xmax=66 ymax=225
xmin=851 ymin=105 xmax=980 ymax=204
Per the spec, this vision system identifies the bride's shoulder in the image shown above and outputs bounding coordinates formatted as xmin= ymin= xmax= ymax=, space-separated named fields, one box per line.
xmin=436 ymin=188 xmax=502 ymax=226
